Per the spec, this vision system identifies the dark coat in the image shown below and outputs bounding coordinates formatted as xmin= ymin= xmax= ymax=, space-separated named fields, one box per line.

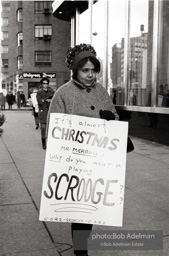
xmin=36 ymin=87 xmax=54 ymax=124
xmin=6 ymin=93 xmax=14 ymax=105
xmin=32 ymin=107 xmax=38 ymax=118
xmin=20 ymin=93 xmax=26 ymax=104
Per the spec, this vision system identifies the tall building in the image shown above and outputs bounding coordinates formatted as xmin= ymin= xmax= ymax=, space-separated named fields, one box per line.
xmin=111 ymin=43 xmax=121 ymax=88
xmin=111 ymin=34 xmax=148 ymax=106
xmin=1 ymin=1 xmax=70 ymax=99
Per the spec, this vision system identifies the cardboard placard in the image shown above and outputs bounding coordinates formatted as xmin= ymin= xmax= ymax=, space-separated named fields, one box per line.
xmin=39 ymin=113 xmax=128 ymax=226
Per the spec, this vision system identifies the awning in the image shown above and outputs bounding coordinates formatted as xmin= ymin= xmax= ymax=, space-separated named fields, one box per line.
xmin=52 ymin=0 xmax=97 ymax=21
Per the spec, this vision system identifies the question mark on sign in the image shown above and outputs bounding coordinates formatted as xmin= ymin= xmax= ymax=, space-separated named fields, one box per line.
xmin=120 ymin=197 xmax=123 ymax=204
xmin=120 ymin=185 xmax=123 ymax=193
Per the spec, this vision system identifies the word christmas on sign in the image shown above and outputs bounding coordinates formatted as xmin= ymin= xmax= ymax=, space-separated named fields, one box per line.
xmin=51 ymin=125 xmax=120 ymax=151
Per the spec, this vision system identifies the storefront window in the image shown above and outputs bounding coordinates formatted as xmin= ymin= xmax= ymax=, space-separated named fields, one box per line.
xmin=79 ymin=0 xmax=105 ymax=85
xmin=79 ymin=0 xmax=150 ymax=107
xmin=108 ymin=0 xmax=126 ymax=105
xmin=128 ymin=0 xmax=149 ymax=107
xmin=79 ymin=0 xmax=126 ymax=95
xmin=51 ymin=0 xmax=169 ymax=113
xmin=157 ymin=0 xmax=169 ymax=108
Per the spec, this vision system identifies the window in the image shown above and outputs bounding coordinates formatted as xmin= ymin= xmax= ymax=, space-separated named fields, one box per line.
xmin=35 ymin=51 xmax=52 ymax=66
xmin=35 ymin=25 xmax=52 ymax=40
xmin=17 ymin=32 xmax=23 ymax=46
xmin=2 ymin=18 xmax=8 ymax=26
xmin=17 ymin=9 xmax=23 ymax=22
xmin=3 ymin=32 xmax=9 ymax=40
xmin=17 ymin=56 xmax=23 ymax=69
xmin=2 ymin=46 xmax=9 ymax=54
xmin=2 ymin=3 xmax=10 ymax=12
xmin=2 ymin=73 xmax=9 ymax=80
xmin=34 ymin=1 xmax=51 ymax=13
xmin=35 ymin=1 xmax=42 ymax=13
xmin=2 ymin=59 xmax=8 ymax=68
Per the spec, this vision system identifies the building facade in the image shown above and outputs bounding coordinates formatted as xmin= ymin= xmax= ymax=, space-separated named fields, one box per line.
xmin=1 ymin=0 xmax=70 ymax=99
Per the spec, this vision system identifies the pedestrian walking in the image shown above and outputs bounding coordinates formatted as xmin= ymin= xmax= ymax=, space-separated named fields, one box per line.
xmin=30 ymin=89 xmax=39 ymax=129
xmin=0 ymin=92 xmax=6 ymax=110
xmin=6 ymin=91 xmax=14 ymax=110
xmin=46 ymin=43 xmax=119 ymax=256
xmin=36 ymin=78 xmax=54 ymax=149
xmin=20 ymin=91 xmax=26 ymax=107
xmin=16 ymin=91 xmax=21 ymax=109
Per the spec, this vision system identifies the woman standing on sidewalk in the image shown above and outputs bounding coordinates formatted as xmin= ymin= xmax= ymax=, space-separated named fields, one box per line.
xmin=47 ymin=44 xmax=119 ymax=256
xmin=6 ymin=91 xmax=14 ymax=110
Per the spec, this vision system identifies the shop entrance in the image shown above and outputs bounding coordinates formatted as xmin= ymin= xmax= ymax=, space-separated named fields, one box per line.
xmin=28 ymin=82 xmax=40 ymax=98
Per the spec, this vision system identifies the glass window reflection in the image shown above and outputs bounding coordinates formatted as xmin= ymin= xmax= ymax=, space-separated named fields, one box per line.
xmin=157 ymin=0 xmax=169 ymax=108
xmin=78 ymin=0 xmax=169 ymax=109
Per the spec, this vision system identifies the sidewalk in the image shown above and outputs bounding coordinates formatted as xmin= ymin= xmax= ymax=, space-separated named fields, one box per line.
xmin=0 ymin=110 xmax=168 ymax=256
xmin=4 ymin=102 xmax=32 ymax=111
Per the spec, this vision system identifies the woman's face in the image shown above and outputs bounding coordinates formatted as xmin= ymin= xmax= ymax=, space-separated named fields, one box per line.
xmin=42 ymin=80 xmax=49 ymax=91
xmin=77 ymin=60 xmax=97 ymax=87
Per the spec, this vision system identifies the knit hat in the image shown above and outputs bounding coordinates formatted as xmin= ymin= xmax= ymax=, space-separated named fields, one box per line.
xmin=65 ymin=43 xmax=97 ymax=70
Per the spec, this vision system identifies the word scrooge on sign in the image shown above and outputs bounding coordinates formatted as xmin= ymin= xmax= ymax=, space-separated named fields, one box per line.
xmin=39 ymin=113 xmax=128 ymax=226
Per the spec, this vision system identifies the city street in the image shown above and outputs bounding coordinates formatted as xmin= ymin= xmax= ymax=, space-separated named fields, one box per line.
xmin=0 ymin=109 xmax=169 ymax=256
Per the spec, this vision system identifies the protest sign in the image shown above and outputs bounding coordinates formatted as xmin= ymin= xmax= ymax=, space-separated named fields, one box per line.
xmin=39 ymin=113 xmax=128 ymax=226
xmin=30 ymin=93 xmax=38 ymax=113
